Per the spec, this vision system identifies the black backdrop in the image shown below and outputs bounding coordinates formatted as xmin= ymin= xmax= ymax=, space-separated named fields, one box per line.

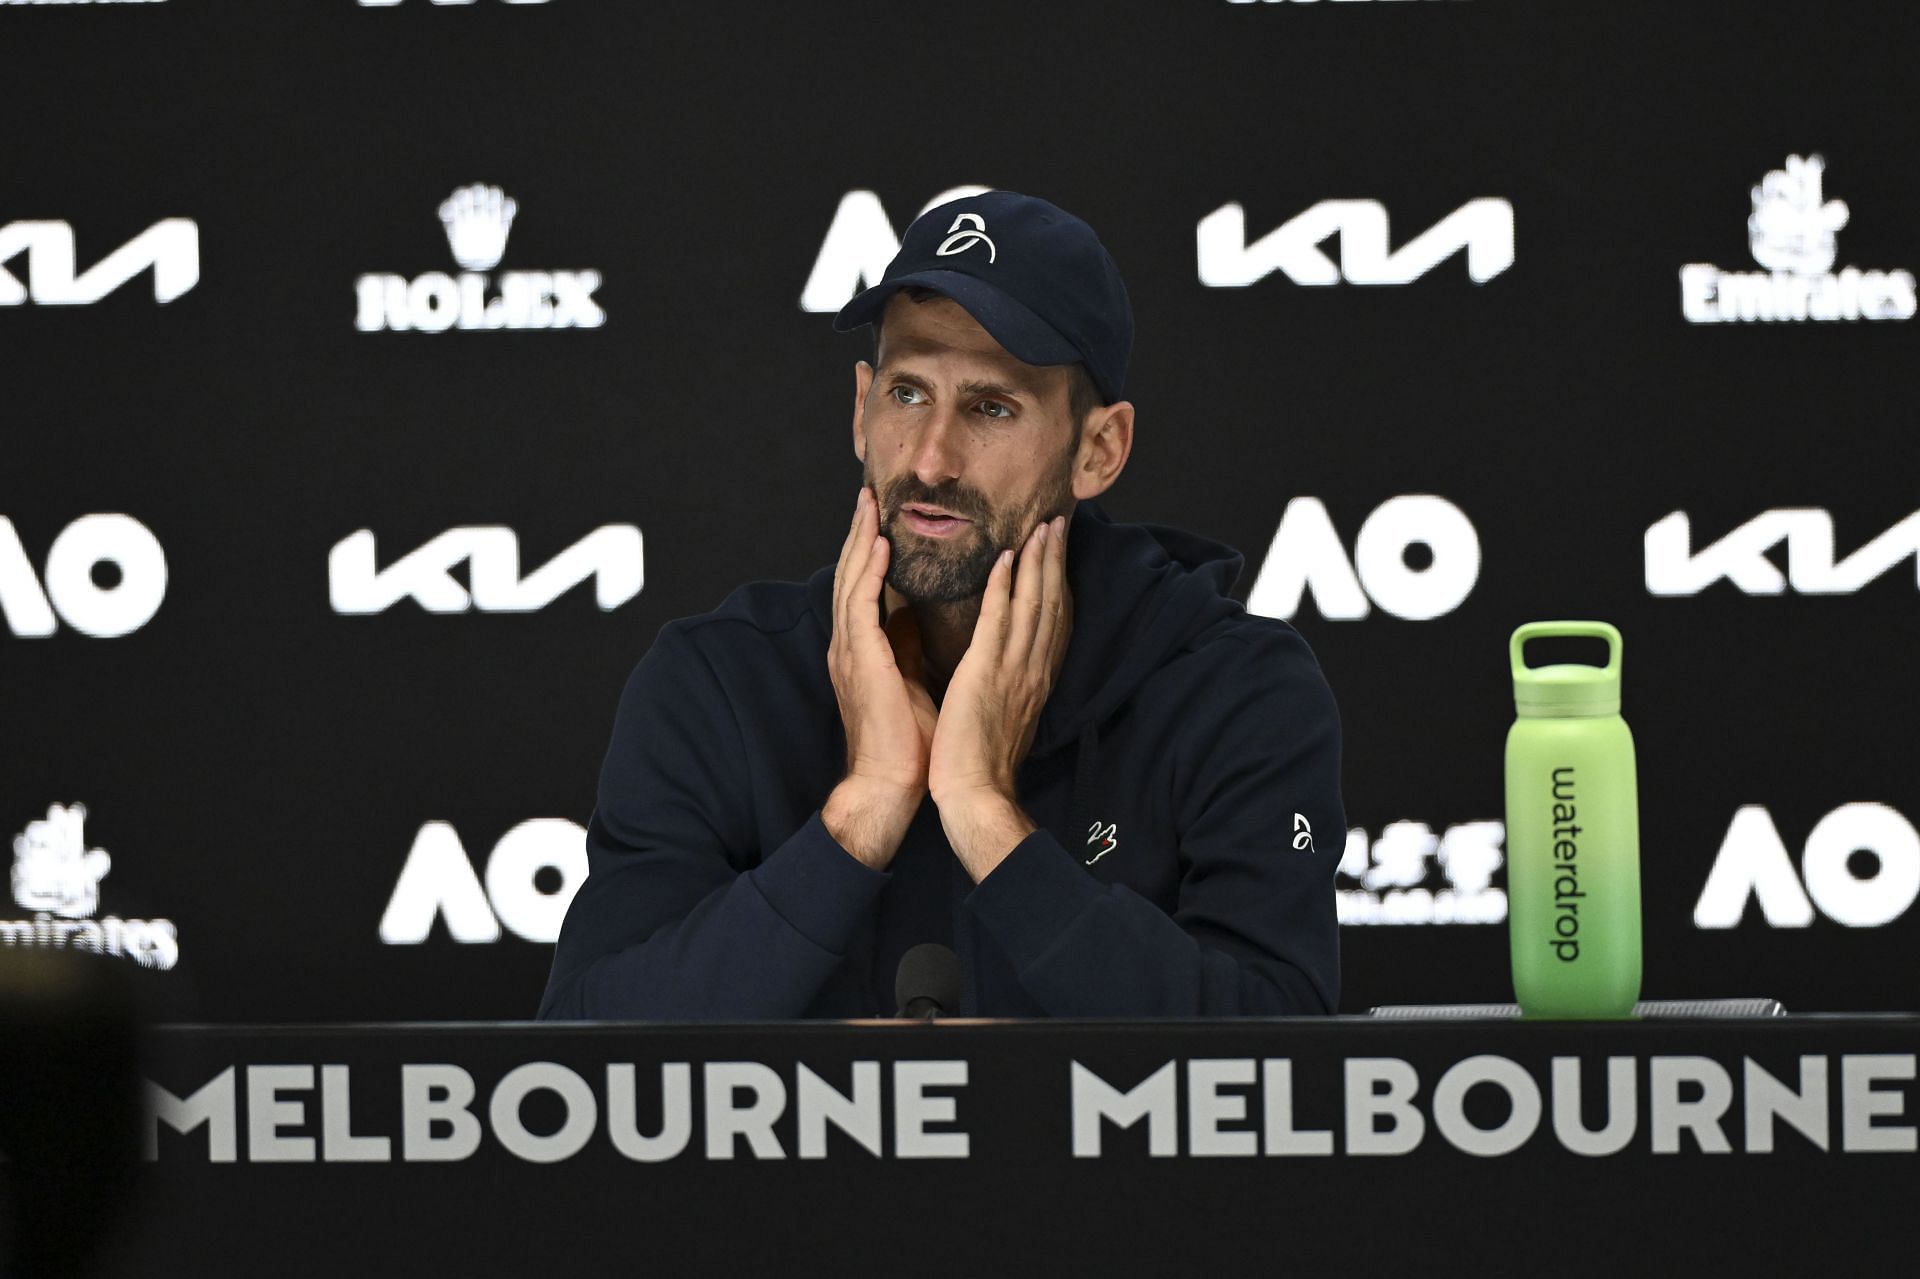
xmin=5 ymin=0 xmax=1917 ymax=1020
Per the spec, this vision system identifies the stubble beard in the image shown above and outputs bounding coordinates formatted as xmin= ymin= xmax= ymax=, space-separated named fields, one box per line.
xmin=873 ymin=460 xmax=1075 ymax=605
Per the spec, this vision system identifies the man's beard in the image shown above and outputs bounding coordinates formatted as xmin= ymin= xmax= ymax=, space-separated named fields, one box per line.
xmin=872 ymin=461 xmax=1074 ymax=605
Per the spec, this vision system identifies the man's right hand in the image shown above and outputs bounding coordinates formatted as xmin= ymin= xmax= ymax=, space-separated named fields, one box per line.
xmin=824 ymin=486 xmax=936 ymax=869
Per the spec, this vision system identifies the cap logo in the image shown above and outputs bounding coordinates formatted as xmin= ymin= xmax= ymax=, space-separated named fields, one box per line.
xmin=935 ymin=212 xmax=997 ymax=264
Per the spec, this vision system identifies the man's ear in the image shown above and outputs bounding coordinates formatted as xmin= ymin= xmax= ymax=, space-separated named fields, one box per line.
xmin=1072 ymin=400 xmax=1135 ymax=501
xmin=852 ymin=360 xmax=874 ymax=464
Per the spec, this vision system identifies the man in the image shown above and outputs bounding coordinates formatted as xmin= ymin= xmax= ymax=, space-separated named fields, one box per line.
xmin=540 ymin=190 xmax=1342 ymax=1020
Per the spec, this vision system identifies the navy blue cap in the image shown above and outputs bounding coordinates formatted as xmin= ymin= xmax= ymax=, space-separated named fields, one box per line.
xmin=832 ymin=190 xmax=1133 ymax=403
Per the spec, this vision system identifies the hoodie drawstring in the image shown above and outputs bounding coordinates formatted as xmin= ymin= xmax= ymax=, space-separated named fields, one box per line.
xmin=1068 ymin=724 xmax=1100 ymax=858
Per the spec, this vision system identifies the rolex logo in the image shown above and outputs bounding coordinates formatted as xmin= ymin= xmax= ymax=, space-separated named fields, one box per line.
xmin=439 ymin=183 xmax=518 ymax=271
xmin=355 ymin=183 xmax=605 ymax=333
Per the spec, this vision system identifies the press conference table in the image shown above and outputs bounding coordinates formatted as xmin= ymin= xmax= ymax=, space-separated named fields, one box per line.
xmin=108 ymin=1015 xmax=1919 ymax=1276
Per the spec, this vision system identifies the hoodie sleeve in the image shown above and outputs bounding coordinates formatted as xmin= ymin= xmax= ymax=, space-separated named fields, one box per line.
xmin=964 ymin=628 xmax=1343 ymax=1016
xmin=538 ymin=623 xmax=887 ymax=1020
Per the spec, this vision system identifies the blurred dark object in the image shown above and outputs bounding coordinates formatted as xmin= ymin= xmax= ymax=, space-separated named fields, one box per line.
xmin=0 ymin=952 xmax=142 ymax=1279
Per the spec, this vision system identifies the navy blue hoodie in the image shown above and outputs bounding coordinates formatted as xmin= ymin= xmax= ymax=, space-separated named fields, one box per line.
xmin=539 ymin=499 xmax=1343 ymax=1020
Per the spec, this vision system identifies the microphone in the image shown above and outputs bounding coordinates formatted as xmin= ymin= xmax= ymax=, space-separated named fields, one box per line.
xmin=894 ymin=943 xmax=962 ymax=1021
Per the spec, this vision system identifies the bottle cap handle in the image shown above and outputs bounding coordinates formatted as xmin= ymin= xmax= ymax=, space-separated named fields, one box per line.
xmin=1510 ymin=620 xmax=1622 ymax=682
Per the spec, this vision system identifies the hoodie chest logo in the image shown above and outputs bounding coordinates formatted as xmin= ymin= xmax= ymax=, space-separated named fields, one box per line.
xmin=1085 ymin=820 xmax=1119 ymax=865
xmin=1293 ymin=813 xmax=1316 ymax=852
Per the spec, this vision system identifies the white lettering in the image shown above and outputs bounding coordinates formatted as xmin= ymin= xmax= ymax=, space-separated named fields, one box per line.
xmin=0 ymin=517 xmax=57 ymax=637
xmin=1197 ymin=199 xmax=1512 ymax=287
xmin=704 ymin=1062 xmax=787 ymax=1160
xmin=0 ymin=515 xmax=167 ymax=639
xmin=1647 ymin=510 xmax=1790 ymax=596
xmin=143 ymin=1068 xmax=237 ymax=1162
xmin=329 ymin=525 xmax=643 ymax=615
xmin=42 ymin=514 xmax=169 ymax=638
xmin=1344 ymin=1058 xmax=1424 ymax=1155
xmin=379 ymin=822 xmax=502 ymax=944
xmin=799 ymin=186 xmax=990 ymax=312
xmin=1696 ymin=804 xmax=1919 ymax=930
xmin=320 ymin=1064 xmax=391 ymax=1162
xmin=401 ymin=1064 xmax=482 ymax=1161
xmin=1694 ymin=806 xmax=1815 ymax=928
xmin=380 ymin=818 xmax=588 ymax=945
xmin=1070 ymin=1060 xmax=1178 ymax=1158
xmin=1186 ymin=1059 xmax=1258 ymax=1157
xmin=484 ymin=818 xmax=590 ymax=943
xmin=1840 ymin=1054 xmax=1917 ymax=1153
xmin=354 ymin=270 xmax=603 ymax=332
xmin=606 ymin=1062 xmax=693 ymax=1162
xmin=246 ymin=1065 xmax=315 ymax=1163
xmin=1262 ymin=1057 xmax=1333 ymax=1155
xmin=1248 ymin=496 xmax=1479 ymax=622
xmin=1432 ymin=1055 xmax=1541 ymax=1157
xmin=1649 ymin=1056 xmax=1733 ymax=1154
xmin=893 ymin=1060 xmax=969 ymax=1159
xmin=796 ymin=1062 xmax=883 ymax=1159
xmin=1679 ymin=264 xmax=1718 ymax=323
xmin=1648 ymin=509 xmax=1920 ymax=597
xmin=1248 ymin=497 xmax=1367 ymax=620
xmin=1549 ymin=1057 xmax=1636 ymax=1157
xmin=1678 ymin=266 xmax=1917 ymax=325
xmin=1801 ymin=803 xmax=1920 ymax=928
xmin=1742 ymin=1056 xmax=1828 ymax=1153
xmin=0 ymin=219 xmax=199 ymax=305
xmin=490 ymin=1062 xmax=597 ymax=1164
xmin=1352 ymin=495 xmax=1481 ymax=620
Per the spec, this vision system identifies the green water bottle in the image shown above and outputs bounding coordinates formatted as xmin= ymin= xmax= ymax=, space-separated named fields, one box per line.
xmin=1505 ymin=621 xmax=1642 ymax=1018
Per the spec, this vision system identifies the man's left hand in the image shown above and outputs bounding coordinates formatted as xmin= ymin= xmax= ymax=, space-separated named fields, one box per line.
xmin=929 ymin=513 xmax=1072 ymax=881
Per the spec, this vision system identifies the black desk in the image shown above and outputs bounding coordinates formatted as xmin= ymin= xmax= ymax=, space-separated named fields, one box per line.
xmin=105 ymin=1017 xmax=1920 ymax=1275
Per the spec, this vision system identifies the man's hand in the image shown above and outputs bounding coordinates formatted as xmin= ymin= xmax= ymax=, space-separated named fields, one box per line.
xmin=929 ymin=513 xmax=1071 ymax=880
xmin=825 ymin=487 xmax=938 ymax=869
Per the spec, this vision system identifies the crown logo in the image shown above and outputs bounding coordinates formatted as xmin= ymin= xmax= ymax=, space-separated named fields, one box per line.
xmin=439 ymin=183 xmax=518 ymax=271
xmin=12 ymin=803 xmax=111 ymax=919
xmin=1747 ymin=154 xmax=1850 ymax=277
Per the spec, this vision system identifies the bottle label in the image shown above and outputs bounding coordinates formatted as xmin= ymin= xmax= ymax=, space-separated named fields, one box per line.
xmin=1550 ymin=766 xmax=1584 ymax=962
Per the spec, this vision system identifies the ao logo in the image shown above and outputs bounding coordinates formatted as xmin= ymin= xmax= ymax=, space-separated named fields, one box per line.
xmin=1198 ymin=199 xmax=1513 ymax=287
xmin=329 ymin=525 xmax=643 ymax=615
xmin=1695 ymin=803 xmax=1920 ymax=930
xmin=0 ymin=219 xmax=198 ymax=306
xmin=799 ymin=186 xmax=992 ymax=312
xmin=380 ymin=819 xmax=585 ymax=944
xmin=0 ymin=516 xmax=167 ymax=639
xmin=1247 ymin=496 xmax=1480 ymax=621
xmin=1647 ymin=509 xmax=1920 ymax=596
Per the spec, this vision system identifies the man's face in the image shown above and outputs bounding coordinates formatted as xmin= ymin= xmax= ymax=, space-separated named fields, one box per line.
xmin=854 ymin=293 xmax=1079 ymax=604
